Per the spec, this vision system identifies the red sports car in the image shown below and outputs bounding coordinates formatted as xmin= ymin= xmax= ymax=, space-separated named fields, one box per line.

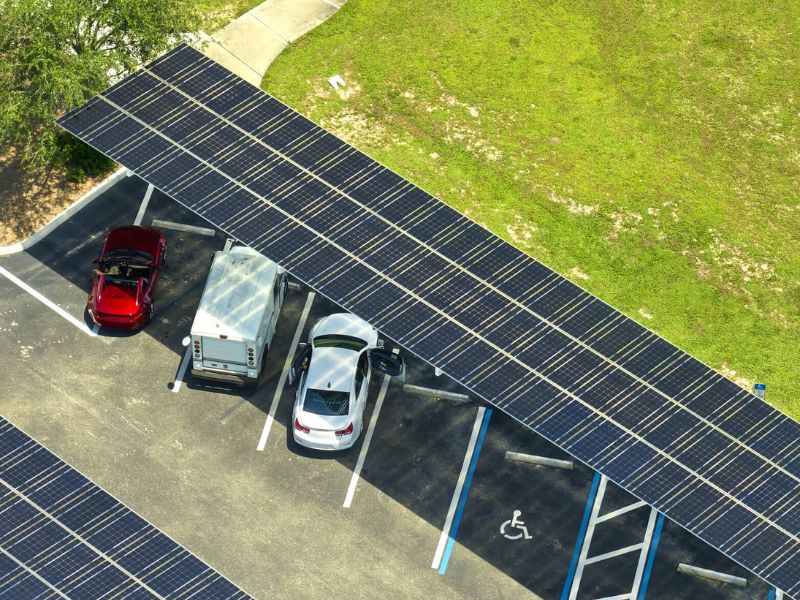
xmin=87 ymin=226 xmax=167 ymax=330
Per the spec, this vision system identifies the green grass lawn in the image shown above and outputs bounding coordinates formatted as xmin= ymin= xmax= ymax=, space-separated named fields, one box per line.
xmin=262 ymin=0 xmax=800 ymax=416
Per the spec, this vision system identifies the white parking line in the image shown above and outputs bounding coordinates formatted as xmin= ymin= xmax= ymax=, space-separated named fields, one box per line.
xmin=431 ymin=406 xmax=486 ymax=570
xmin=630 ymin=507 xmax=660 ymax=598
xmin=0 ymin=266 xmax=97 ymax=337
xmin=256 ymin=292 xmax=315 ymax=451
xmin=595 ymin=500 xmax=648 ymax=524
xmin=584 ymin=542 xmax=644 ymax=565
xmin=133 ymin=184 xmax=154 ymax=226
xmin=343 ymin=348 xmax=399 ymax=508
xmin=569 ymin=476 xmax=609 ymax=600
xmin=171 ymin=345 xmax=192 ymax=393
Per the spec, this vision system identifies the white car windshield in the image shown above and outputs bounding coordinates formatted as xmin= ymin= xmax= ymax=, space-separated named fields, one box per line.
xmin=304 ymin=389 xmax=349 ymax=416
xmin=312 ymin=335 xmax=367 ymax=351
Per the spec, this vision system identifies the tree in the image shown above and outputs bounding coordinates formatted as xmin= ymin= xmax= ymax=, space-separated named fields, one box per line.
xmin=0 ymin=0 xmax=199 ymax=173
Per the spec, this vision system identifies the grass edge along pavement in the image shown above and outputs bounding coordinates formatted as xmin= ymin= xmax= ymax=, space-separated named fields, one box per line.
xmin=260 ymin=0 xmax=800 ymax=418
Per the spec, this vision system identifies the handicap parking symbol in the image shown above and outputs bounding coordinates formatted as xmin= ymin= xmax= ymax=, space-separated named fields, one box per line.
xmin=500 ymin=510 xmax=532 ymax=540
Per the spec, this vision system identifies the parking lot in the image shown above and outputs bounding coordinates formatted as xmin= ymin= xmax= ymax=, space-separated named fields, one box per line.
xmin=0 ymin=175 xmax=774 ymax=599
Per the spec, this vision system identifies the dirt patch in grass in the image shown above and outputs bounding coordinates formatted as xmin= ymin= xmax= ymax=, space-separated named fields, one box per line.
xmin=718 ymin=363 xmax=754 ymax=391
xmin=0 ymin=153 xmax=107 ymax=246
xmin=321 ymin=106 xmax=406 ymax=150
xmin=567 ymin=266 xmax=590 ymax=280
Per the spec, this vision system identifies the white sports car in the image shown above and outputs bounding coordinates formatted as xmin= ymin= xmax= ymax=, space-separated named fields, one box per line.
xmin=289 ymin=313 xmax=404 ymax=451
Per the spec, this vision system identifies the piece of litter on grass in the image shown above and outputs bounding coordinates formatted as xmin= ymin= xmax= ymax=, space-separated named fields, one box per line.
xmin=328 ymin=75 xmax=346 ymax=90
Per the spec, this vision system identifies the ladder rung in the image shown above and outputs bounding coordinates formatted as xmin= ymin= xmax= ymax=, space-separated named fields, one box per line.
xmin=585 ymin=543 xmax=644 ymax=565
xmin=596 ymin=500 xmax=648 ymax=523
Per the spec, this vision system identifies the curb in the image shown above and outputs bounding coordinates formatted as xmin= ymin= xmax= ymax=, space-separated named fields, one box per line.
xmin=0 ymin=167 xmax=129 ymax=256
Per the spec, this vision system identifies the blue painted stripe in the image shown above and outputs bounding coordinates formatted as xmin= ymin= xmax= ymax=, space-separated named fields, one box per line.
xmin=636 ymin=513 xmax=665 ymax=600
xmin=560 ymin=472 xmax=602 ymax=600
xmin=438 ymin=408 xmax=492 ymax=575
xmin=767 ymin=590 xmax=776 ymax=600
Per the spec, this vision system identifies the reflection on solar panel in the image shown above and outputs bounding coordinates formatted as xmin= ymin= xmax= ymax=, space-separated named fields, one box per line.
xmin=57 ymin=43 xmax=800 ymax=596
xmin=0 ymin=417 xmax=251 ymax=599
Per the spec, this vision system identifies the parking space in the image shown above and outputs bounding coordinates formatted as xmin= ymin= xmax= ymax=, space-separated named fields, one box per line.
xmin=0 ymin=175 xmax=781 ymax=599
xmin=646 ymin=519 xmax=770 ymax=599
xmin=440 ymin=410 xmax=587 ymax=598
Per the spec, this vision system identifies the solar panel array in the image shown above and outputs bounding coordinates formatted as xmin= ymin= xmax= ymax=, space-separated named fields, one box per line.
xmin=0 ymin=416 xmax=251 ymax=599
xmin=57 ymin=43 xmax=800 ymax=596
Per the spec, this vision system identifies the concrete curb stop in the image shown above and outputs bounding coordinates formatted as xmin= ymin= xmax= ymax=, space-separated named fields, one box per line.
xmin=504 ymin=451 xmax=574 ymax=470
xmin=0 ymin=167 xmax=128 ymax=256
xmin=402 ymin=384 xmax=470 ymax=403
xmin=677 ymin=564 xmax=747 ymax=587
xmin=150 ymin=219 xmax=216 ymax=237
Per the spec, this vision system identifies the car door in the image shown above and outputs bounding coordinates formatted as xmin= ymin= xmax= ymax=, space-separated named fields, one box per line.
xmin=288 ymin=344 xmax=312 ymax=387
xmin=353 ymin=350 xmax=371 ymax=431
xmin=369 ymin=348 xmax=404 ymax=377
xmin=149 ymin=236 xmax=166 ymax=293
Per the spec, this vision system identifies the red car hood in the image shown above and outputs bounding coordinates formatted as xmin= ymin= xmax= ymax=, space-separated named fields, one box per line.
xmin=94 ymin=277 xmax=143 ymax=315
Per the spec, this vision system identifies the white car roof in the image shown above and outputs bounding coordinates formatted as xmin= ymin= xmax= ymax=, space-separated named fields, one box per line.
xmin=305 ymin=347 xmax=358 ymax=393
xmin=311 ymin=313 xmax=377 ymax=345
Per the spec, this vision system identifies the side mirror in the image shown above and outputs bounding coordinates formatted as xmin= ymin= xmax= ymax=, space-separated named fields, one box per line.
xmin=370 ymin=348 xmax=404 ymax=377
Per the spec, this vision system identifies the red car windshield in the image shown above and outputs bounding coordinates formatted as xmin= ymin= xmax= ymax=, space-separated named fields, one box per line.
xmin=104 ymin=249 xmax=153 ymax=264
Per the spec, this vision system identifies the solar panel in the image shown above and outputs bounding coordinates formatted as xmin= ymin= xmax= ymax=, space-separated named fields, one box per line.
xmin=0 ymin=416 xmax=252 ymax=599
xmin=57 ymin=43 xmax=800 ymax=597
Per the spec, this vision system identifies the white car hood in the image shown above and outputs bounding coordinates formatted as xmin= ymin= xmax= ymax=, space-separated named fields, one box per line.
xmin=310 ymin=313 xmax=378 ymax=346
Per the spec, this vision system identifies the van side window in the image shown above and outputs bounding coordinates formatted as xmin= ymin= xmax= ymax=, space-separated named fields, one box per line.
xmin=273 ymin=275 xmax=282 ymax=303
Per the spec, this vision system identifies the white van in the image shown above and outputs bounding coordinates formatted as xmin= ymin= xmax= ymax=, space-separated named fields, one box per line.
xmin=190 ymin=245 xmax=286 ymax=386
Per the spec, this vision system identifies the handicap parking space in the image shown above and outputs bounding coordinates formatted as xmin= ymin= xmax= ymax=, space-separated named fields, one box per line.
xmin=436 ymin=409 xmax=589 ymax=598
xmin=0 ymin=174 xmax=784 ymax=599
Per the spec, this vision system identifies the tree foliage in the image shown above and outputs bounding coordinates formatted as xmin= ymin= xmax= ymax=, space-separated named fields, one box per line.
xmin=0 ymin=0 xmax=199 ymax=172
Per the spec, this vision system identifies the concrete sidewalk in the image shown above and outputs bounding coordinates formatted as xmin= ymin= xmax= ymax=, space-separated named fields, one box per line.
xmin=204 ymin=0 xmax=345 ymax=86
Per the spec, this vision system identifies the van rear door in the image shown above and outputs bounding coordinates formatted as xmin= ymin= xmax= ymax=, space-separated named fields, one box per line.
xmin=201 ymin=337 xmax=248 ymax=373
